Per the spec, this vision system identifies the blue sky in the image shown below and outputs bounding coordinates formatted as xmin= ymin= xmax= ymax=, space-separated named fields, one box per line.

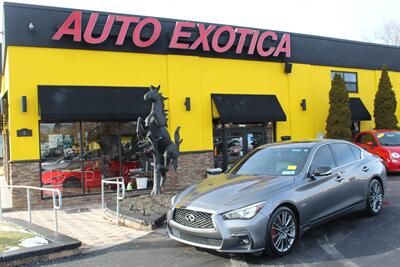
xmin=2 ymin=0 xmax=400 ymax=44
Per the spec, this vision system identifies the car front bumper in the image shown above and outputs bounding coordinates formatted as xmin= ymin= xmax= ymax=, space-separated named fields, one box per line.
xmin=166 ymin=208 xmax=269 ymax=253
xmin=385 ymin=160 xmax=400 ymax=172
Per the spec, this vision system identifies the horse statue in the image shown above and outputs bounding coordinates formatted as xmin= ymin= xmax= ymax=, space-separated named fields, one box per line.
xmin=136 ymin=85 xmax=182 ymax=195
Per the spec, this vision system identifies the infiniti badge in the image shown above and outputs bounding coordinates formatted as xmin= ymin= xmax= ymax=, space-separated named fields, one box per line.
xmin=185 ymin=213 xmax=195 ymax=222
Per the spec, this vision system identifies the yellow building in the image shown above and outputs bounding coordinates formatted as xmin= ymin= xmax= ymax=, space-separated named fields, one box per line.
xmin=1 ymin=2 xmax=400 ymax=208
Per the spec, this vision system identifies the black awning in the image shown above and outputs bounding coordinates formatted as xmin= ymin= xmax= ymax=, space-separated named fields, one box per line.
xmin=38 ymin=86 xmax=151 ymax=121
xmin=349 ymin=98 xmax=371 ymax=121
xmin=211 ymin=94 xmax=286 ymax=123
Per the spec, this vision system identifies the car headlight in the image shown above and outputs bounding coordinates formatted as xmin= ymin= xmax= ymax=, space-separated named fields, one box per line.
xmin=170 ymin=195 xmax=177 ymax=206
xmin=222 ymin=202 xmax=265 ymax=220
xmin=391 ymin=152 xmax=400 ymax=159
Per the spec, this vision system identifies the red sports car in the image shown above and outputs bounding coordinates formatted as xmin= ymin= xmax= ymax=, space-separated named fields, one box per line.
xmin=353 ymin=129 xmax=400 ymax=172
xmin=41 ymin=159 xmax=140 ymax=191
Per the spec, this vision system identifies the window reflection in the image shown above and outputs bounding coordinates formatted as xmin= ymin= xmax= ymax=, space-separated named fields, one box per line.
xmin=213 ymin=123 xmax=274 ymax=170
xmin=82 ymin=122 xmax=119 ymax=194
xmin=39 ymin=121 xmax=152 ymax=198
xmin=40 ymin=123 xmax=82 ymax=196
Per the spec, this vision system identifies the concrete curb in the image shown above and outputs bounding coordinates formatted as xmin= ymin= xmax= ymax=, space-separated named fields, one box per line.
xmin=0 ymin=217 xmax=81 ymax=266
xmin=105 ymin=201 xmax=166 ymax=231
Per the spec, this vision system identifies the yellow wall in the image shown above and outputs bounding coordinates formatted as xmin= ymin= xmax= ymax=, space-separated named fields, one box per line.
xmin=3 ymin=46 xmax=400 ymax=161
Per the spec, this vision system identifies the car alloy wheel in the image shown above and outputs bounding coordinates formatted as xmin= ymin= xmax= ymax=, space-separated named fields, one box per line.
xmin=369 ymin=180 xmax=383 ymax=214
xmin=267 ymin=206 xmax=297 ymax=256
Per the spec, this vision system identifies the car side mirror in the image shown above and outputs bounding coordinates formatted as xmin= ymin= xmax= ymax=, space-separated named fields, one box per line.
xmin=312 ymin=166 xmax=332 ymax=177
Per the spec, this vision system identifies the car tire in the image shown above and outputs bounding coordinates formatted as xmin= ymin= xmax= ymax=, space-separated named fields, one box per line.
xmin=63 ymin=177 xmax=81 ymax=188
xmin=265 ymin=206 xmax=298 ymax=257
xmin=365 ymin=179 xmax=383 ymax=216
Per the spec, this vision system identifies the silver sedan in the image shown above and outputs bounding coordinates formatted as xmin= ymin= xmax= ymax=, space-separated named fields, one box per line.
xmin=166 ymin=139 xmax=387 ymax=257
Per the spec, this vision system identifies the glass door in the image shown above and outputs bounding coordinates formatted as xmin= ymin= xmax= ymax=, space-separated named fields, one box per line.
xmin=213 ymin=123 xmax=275 ymax=170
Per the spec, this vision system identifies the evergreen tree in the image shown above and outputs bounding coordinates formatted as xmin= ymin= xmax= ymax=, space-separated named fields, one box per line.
xmin=374 ymin=65 xmax=398 ymax=129
xmin=325 ymin=74 xmax=352 ymax=141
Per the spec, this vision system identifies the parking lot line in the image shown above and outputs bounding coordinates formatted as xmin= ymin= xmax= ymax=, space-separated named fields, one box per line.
xmin=317 ymin=235 xmax=359 ymax=267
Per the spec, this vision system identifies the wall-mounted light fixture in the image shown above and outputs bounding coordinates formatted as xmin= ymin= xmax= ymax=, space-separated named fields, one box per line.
xmin=28 ymin=22 xmax=35 ymax=31
xmin=184 ymin=97 xmax=191 ymax=111
xmin=284 ymin=62 xmax=292 ymax=74
xmin=21 ymin=96 xmax=27 ymax=112
xmin=300 ymin=99 xmax=307 ymax=111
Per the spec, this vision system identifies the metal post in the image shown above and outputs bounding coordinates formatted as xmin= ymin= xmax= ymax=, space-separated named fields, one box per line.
xmin=53 ymin=192 xmax=58 ymax=232
xmin=116 ymin=182 xmax=119 ymax=227
xmin=0 ymin=184 xmax=3 ymax=218
xmin=101 ymin=180 xmax=104 ymax=218
xmin=27 ymin=188 xmax=31 ymax=223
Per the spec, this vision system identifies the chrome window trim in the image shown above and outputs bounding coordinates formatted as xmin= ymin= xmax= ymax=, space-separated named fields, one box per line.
xmin=305 ymin=141 xmax=365 ymax=177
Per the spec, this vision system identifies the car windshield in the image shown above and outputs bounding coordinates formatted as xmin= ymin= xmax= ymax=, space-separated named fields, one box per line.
xmin=232 ymin=146 xmax=310 ymax=176
xmin=375 ymin=132 xmax=400 ymax=146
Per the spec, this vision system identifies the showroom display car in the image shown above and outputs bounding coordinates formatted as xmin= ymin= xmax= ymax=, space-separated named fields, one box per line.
xmin=354 ymin=130 xmax=400 ymax=172
xmin=41 ymin=158 xmax=140 ymax=190
xmin=167 ymin=139 xmax=386 ymax=257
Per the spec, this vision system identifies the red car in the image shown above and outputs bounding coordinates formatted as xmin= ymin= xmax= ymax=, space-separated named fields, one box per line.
xmin=41 ymin=159 xmax=140 ymax=190
xmin=354 ymin=130 xmax=400 ymax=172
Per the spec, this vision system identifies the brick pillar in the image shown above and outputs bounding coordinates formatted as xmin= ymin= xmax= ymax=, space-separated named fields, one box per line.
xmin=9 ymin=161 xmax=51 ymax=210
xmin=2 ymin=131 xmax=11 ymax=184
xmin=164 ymin=151 xmax=214 ymax=192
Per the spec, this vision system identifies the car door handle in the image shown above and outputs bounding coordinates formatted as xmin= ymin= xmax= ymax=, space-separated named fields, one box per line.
xmin=336 ymin=175 xmax=344 ymax=182
xmin=362 ymin=166 xmax=370 ymax=172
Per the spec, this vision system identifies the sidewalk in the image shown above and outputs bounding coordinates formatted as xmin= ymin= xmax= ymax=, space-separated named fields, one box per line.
xmin=2 ymin=204 xmax=151 ymax=253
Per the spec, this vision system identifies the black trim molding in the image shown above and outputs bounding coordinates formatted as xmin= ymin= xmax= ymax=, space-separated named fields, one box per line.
xmin=4 ymin=2 xmax=400 ymax=71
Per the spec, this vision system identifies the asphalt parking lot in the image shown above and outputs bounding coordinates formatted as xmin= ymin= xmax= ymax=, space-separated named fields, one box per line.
xmin=34 ymin=176 xmax=400 ymax=267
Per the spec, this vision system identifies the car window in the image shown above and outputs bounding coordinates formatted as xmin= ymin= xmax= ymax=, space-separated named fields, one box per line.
xmin=360 ymin=134 xmax=377 ymax=145
xmin=331 ymin=143 xmax=356 ymax=166
xmin=375 ymin=132 xmax=400 ymax=146
xmin=233 ymin=146 xmax=310 ymax=176
xmin=310 ymin=145 xmax=336 ymax=172
xmin=350 ymin=145 xmax=362 ymax=160
xmin=355 ymin=134 xmax=363 ymax=143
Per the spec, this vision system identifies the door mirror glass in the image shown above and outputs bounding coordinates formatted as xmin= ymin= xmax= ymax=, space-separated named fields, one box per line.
xmin=312 ymin=166 xmax=332 ymax=177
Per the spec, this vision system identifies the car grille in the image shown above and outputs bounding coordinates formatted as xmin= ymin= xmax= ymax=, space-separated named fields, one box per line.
xmin=173 ymin=208 xmax=214 ymax=229
xmin=170 ymin=228 xmax=222 ymax=247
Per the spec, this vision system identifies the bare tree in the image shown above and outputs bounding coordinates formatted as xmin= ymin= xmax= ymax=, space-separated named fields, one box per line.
xmin=375 ymin=19 xmax=400 ymax=46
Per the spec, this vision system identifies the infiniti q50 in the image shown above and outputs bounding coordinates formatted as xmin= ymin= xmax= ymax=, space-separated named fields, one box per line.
xmin=167 ymin=140 xmax=386 ymax=256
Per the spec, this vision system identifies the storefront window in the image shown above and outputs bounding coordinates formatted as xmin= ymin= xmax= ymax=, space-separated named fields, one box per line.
xmin=81 ymin=122 xmax=120 ymax=194
xmin=40 ymin=121 xmax=153 ymax=198
xmin=40 ymin=123 xmax=82 ymax=197
xmin=213 ymin=122 xmax=274 ymax=170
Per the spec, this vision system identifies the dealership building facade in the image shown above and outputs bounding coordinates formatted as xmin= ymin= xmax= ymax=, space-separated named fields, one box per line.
xmin=2 ymin=2 xmax=400 ymax=209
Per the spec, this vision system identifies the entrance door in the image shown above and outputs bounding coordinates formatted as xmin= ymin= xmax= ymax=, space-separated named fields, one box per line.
xmin=81 ymin=122 xmax=120 ymax=194
xmin=213 ymin=123 xmax=274 ymax=170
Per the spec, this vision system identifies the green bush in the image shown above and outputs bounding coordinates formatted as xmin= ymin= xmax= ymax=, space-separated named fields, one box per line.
xmin=374 ymin=65 xmax=398 ymax=129
xmin=325 ymin=74 xmax=352 ymax=141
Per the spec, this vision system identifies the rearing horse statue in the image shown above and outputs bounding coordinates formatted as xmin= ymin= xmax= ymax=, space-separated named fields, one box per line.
xmin=136 ymin=85 xmax=182 ymax=195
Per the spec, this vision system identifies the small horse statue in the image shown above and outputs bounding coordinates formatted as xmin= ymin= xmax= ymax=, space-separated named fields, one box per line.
xmin=136 ymin=85 xmax=182 ymax=195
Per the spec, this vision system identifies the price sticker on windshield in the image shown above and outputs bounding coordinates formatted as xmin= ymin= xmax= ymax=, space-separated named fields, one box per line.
xmin=287 ymin=165 xmax=297 ymax=170
xmin=377 ymin=133 xmax=384 ymax=138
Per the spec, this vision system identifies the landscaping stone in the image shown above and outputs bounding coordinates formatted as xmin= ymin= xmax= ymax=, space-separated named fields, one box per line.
xmin=106 ymin=192 xmax=176 ymax=230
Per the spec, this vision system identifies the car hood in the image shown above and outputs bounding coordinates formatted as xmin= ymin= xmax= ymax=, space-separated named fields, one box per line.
xmin=175 ymin=173 xmax=295 ymax=210
xmin=382 ymin=146 xmax=400 ymax=153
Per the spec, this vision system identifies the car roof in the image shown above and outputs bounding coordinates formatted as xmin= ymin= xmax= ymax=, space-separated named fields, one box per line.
xmin=259 ymin=139 xmax=347 ymax=149
xmin=358 ymin=129 xmax=400 ymax=135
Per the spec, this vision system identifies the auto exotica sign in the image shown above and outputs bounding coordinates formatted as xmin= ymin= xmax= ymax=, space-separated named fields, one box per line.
xmin=52 ymin=11 xmax=291 ymax=58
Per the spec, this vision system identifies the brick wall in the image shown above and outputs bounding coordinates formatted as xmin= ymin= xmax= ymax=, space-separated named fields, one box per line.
xmin=163 ymin=151 xmax=214 ymax=192
xmin=8 ymin=151 xmax=214 ymax=210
